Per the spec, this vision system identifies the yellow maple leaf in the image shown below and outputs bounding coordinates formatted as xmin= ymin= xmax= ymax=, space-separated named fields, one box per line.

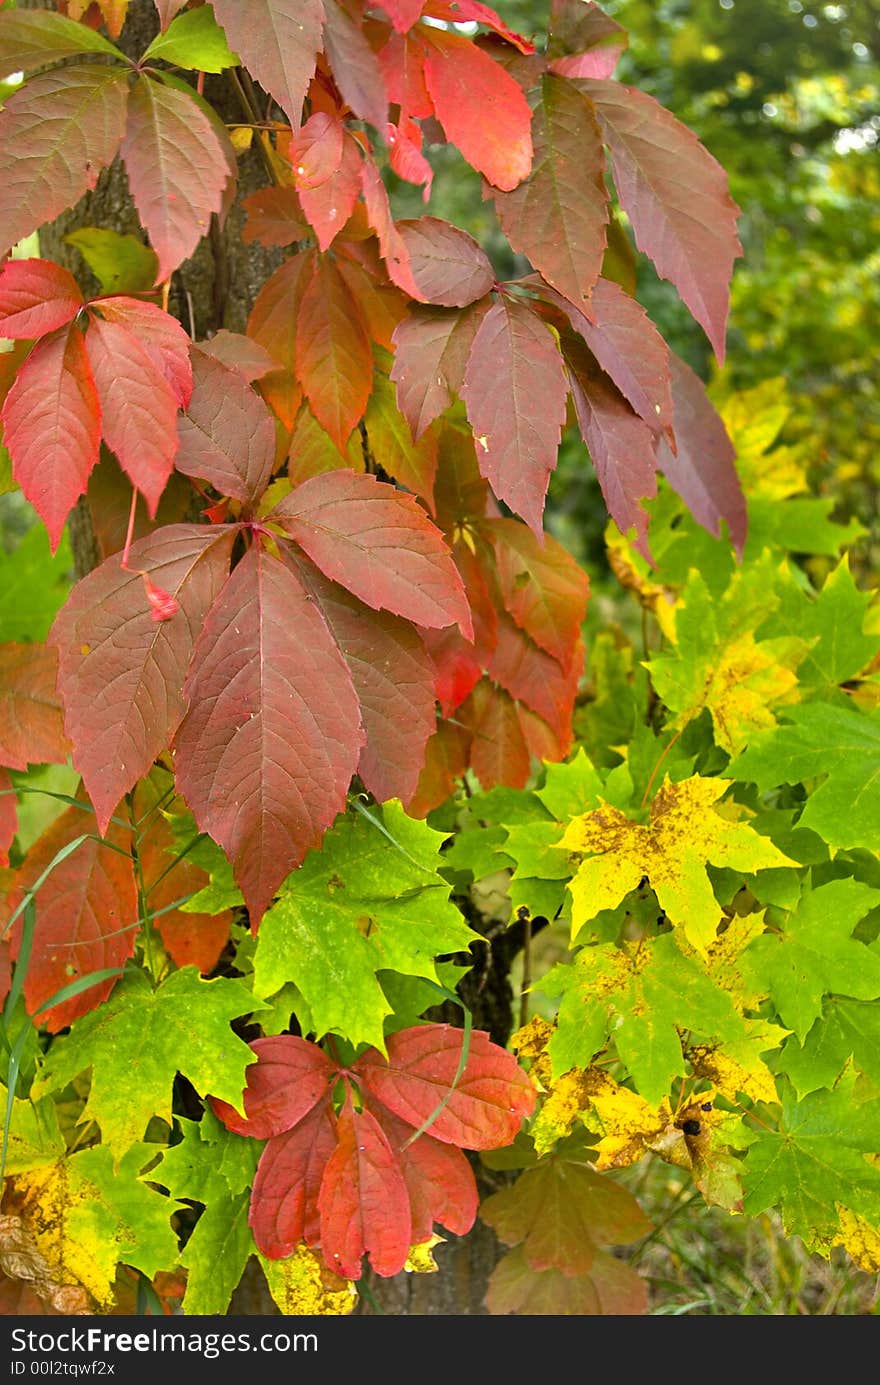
xmin=831 ymin=1208 xmax=880 ymax=1273
xmin=688 ymin=1018 xmax=787 ymax=1106
xmin=12 ymin=1162 xmax=114 ymax=1309
xmin=405 ymin=1236 xmax=445 ymax=1273
xmin=258 ymin=1247 xmax=356 ymax=1315
xmin=686 ymin=631 xmax=805 ymax=755
xmin=561 ymin=775 xmax=794 ymax=953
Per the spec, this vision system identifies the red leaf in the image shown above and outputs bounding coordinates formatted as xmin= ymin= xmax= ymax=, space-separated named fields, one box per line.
xmin=359 ymin=156 xmax=423 ymax=300
xmin=494 ymin=75 xmax=608 ymax=305
xmin=322 ymin=0 xmax=388 ymax=130
xmin=293 ymin=564 xmax=438 ymax=805
xmin=242 ymin=186 xmax=310 ymax=248
xmin=656 ymin=354 xmax=747 ymax=552
xmin=49 ymin=525 xmax=236 ymax=833
xmin=461 ymin=296 xmax=568 ymax=534
xmin=429 ymin=0 xmax=535 ymax=53
xmin=83 ymin=314 xmax=179 ymax=516
xmin=565 ymin=330 xmax=658 ymax=554
xmin=422 ymin=26 xmax=532 ymax=191
xmin=422 ymin=625 xmax=482 ymax=717
xmin=377 ymin=0 xmax=425 ymax=30
xmin=391 ymin=300 xmax=489 ymax=440
xmin=2 ymin=324 xmax=101 ymax=552
xmin=6 ymin=802 xmax=137 ymax=1032
xmin=486 ymin=612 xmax=581 ymax=744
xmin=387 ymin=115 xmax=433 ymax=199
xmin=248 ymin=250 xmax=315 ymax=372
xmin=405 ymin=716 xmax=471 ymax=817
xmin=548 ymin=48 xmax=623 ymax=79
xmin=258 ymin=370 xmax=303 ymax=433
xmin=395 ymin=218 xmax=494 ymax=309
xmin=0 ymin=65 xmax=129 ymax=259
xmin=249 ymin=1101 xmax=337 ymax=1256
xmin=377 ymin=29 xmax=433 ymax=118
xmin=212 ymin=0 xmax=324 ymax=129
xmin=585 ymin=79 xmax=741 ymax=363
xmin=295 ymin=254 xmax=373 ymax=450
xmin=270 ymin=470 xmax=473 ymax=636
xmin=355 ymin=1022 xmax=536 ymax=1149
xmin=371 ymin=1102 xmax=478 ymax=1242
xmin=196 ymin=330 xmax=278 ymax=382
xmin=290 ymin=112 xmax=344 ymax=190
xmin=298 ymin=132 xmax=363 ymax=252
xmin=317 ymin=1096 xmax=412 ymax=1279
xmin=486 ymin=517 xmax=589 ymax=668
xmin=0 ymin=769 xmax=16 ymax=869
xmin=173 ymin=544 xmax=364 ymax=923
xmin=211 ymin=1035 xmax=336 ymax=1139
xmin=91 ymin=297 xmax=192 ymax=408
xmin=0 ymin=644 xmax=70 ymax=772
xmin=336 ymin=250 xmax=408 ymax=352
xmin=175 ymin=347 xmax=276 ymax=509
xmin=0 ymin=259 xmax=83 ymax=340
xmin=120 ymin=75 xmax=232 ymax=282
xmin=462 ymin=678 xmax=532 ymax=789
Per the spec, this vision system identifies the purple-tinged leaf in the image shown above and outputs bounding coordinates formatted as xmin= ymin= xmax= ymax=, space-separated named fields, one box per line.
xmin=176 ymin=347 xmax=276 ymax=509
xmin=391 ymin=300 xmax=490 ymax=440
xmin=461 ymin=296 xmax=568 ymax=533
xmin=395 ymin=218 xmax=495 ymax=308
xmin=322 ymin=0 xmax=388 ymax=130
xmin=212 ymin=0 xmax=324 ymax=129
xmin=174 ymin=544 xmax=364 ymax=924
xmin=49 ymin=525 xmax=236 ymax=833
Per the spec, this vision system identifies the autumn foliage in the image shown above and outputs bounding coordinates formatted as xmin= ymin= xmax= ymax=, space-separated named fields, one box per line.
xmin=1 ymin=0 xmax=877 ymax=1320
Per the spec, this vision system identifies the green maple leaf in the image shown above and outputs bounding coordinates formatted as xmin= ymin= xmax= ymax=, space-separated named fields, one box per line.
xmin=730 ymin=703 xmax=880 ymax=852
xmin=159 ymin=1113 xmax=258 ymax=1315
xmin=739 ymin=878 xmax=880 ymax=1041
xmin=32 ymin=969 xmax=261 ymax=1160
xmin=759 ymin=557 xmax=880 ymax=701
xmin=252 ymin=801 xmax=476 ymax=1050
xmin=742 ymin=1078 xmax=880 ymax=1243
xmin=779 ymin=993 xmax=880 ymax=1097
xmin=560 ymin=775 xmax=793 ymax=952
xmin=547 ymin=933 xmax=744 ymax=1105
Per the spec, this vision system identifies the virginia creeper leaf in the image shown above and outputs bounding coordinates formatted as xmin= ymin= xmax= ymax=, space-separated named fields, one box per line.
xmin=212 ymin=0 xmax=324 ymax=129
xmin=461 ymin=296 xmax=568 ymax=534
xmin=120 ymin=75 xmax=232 ymax=282
xmin=248 ymin=1101 xmax=337 ymax=1257
xmin=173 ymin=544 xmax=364 ymax=924
xmin=422 ymin=26 xmax=533 ymax=191
xmin=494 ymin=76 xmax=608 ymax=305
xmin=0 ymin=10 xmax=123 ymax=77
xmin=355 ymin=1023 xmax=536 ymax=1149
xmin=318 ymin=1096 xmax=412 ymax=1279
xmin=84 ymin=314 xmax=180 ymax=516
xmin=2 ymin=324 xmax=101 ymax=552
xmin=486 ymin=1243 xmax=647 ymax=1315
xmin=294 ymin=255 xmax=373 ymax=450
xmin=371 ymin=1103 xmax=478 ymax=1243
xmin=242 ymin=186 xmax=310 ymax=248
xmin=0 ymin=65 xmax=129 ymax=258
xmin=175 ymin=347 xmax=276 ymax=508
xmin=322 ymin=0 xmax=388 ymax=130
xmin=247 ymin=250 xmax=315 ymax=371
xmin=462 ymin=679 xmax=532 ymax=790
xmin=395 ymin=218 xmax=495 ymax=308
xmin=33 ymin=967 xmax=261 ymax=1161
xmin=270 ymin=470 xmax=473 ymax=636
xmin=391 ymin=300 xmax=489 ymax=440
xmin=297 ymin=131 xmax=363 ymax=252
xmin=65 ymin=229 xmax=159 ymax=296
xmin=210 ymin=1036 xmax=335 ymax=1138
xmin=583 ymin=78 xmax=741 ymax=362
xmin=0 ymin=259 xmax=83 ymax=340
xmin=0 ymin=769 xmax=15 ymax=868
xmin=142 ymin=4 xmax=239 ymax=72
xmin=50 ymin=525 xmax=236 ymax=833
xmin=362 ymin=372 xmax=438 ymax=504
xmin=91 ymin=297 xmax=192 ymax=408
xmin=0 ymin=644 xmax=69 ymax=771
xmin=486 ymin=517 xmax=590 ymax=668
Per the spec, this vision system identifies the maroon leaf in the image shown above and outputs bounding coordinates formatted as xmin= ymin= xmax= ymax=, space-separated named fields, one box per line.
xmin=90 ymin=297 xmax=192 ymax=409
xmin=0 ymin=65 xmax=129 ymax=259
xmin=355 ymin=1022 xmax=536 ymax=1149
xmin=6 ymin=803 xmax=137 ymax=1033
xmin=463 ymin=678 xmax=532 ymax=789
xmin=422 ymin=26 xmax=533 ymax=191
xmin=212 ymin=0 xmax=324 ymax=129
xmin=297 ymin=132 xmax=363 ymax=252
xmin=584 ymin=79 xmax=741 ymax=362
xmin=395 ymin=218 xmax=495 ymax=308
xmin=322 ymin=0 xmax=388 ymax=130
xmin=49 ymin=525 xmax=236 ymax=833
xmin=486 ymin=612 xmax=581 ymax=743
xmin=293 ymin=563 xmax=438 ymax=805
xmin=0 ymin=259 xmax=83 ymax=339
xmin=359 ymin=156 xmax=423 ymax=301
xmin=211 ymin=1036 xmax=335 ymax=1139
xmin=84 ymin=314 xmax=180 ymax=516
xmin=461 ymin=296 xmax=568 ymax=534
xmin=486 ymin=517 xmax=589 ymax=668
xmin=656 ymin=354 xmax=747 ymax=552
xmin=0 ymin=644 xmax=70 ymax=771
xmin=406 ymin=717 xmax=471 ymax=818
xmin=391 ymin=300 xmax=490 ymax=440
xmin=121 ymin=75 xmax=232 ymax=282
xmin=317 ymin=1096 xmax=412 ymax=1279
xmin=249 ymin=1101 xmax=337 ymax=1256
xmin=242 ymin=186 xmax=310 ymax=248
xmin=2 ymin=324 xmax=101 ymax=552
xmin=547 ymin=0 xmax=627 ymax=59
xmin=294 ymin=254 xmax=373 ymax=450
xmin=494 ymin=75 xmax=608 ymax=305
xmin=269 ymin=470 xmax=473 ymax=636
xmin=175 ymin=347 xmax=276 ymax=509
xmin=565 ymin=329 xmax=658 ymax=554
xmin=173 ymin=543 xmax=364 ymax=923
